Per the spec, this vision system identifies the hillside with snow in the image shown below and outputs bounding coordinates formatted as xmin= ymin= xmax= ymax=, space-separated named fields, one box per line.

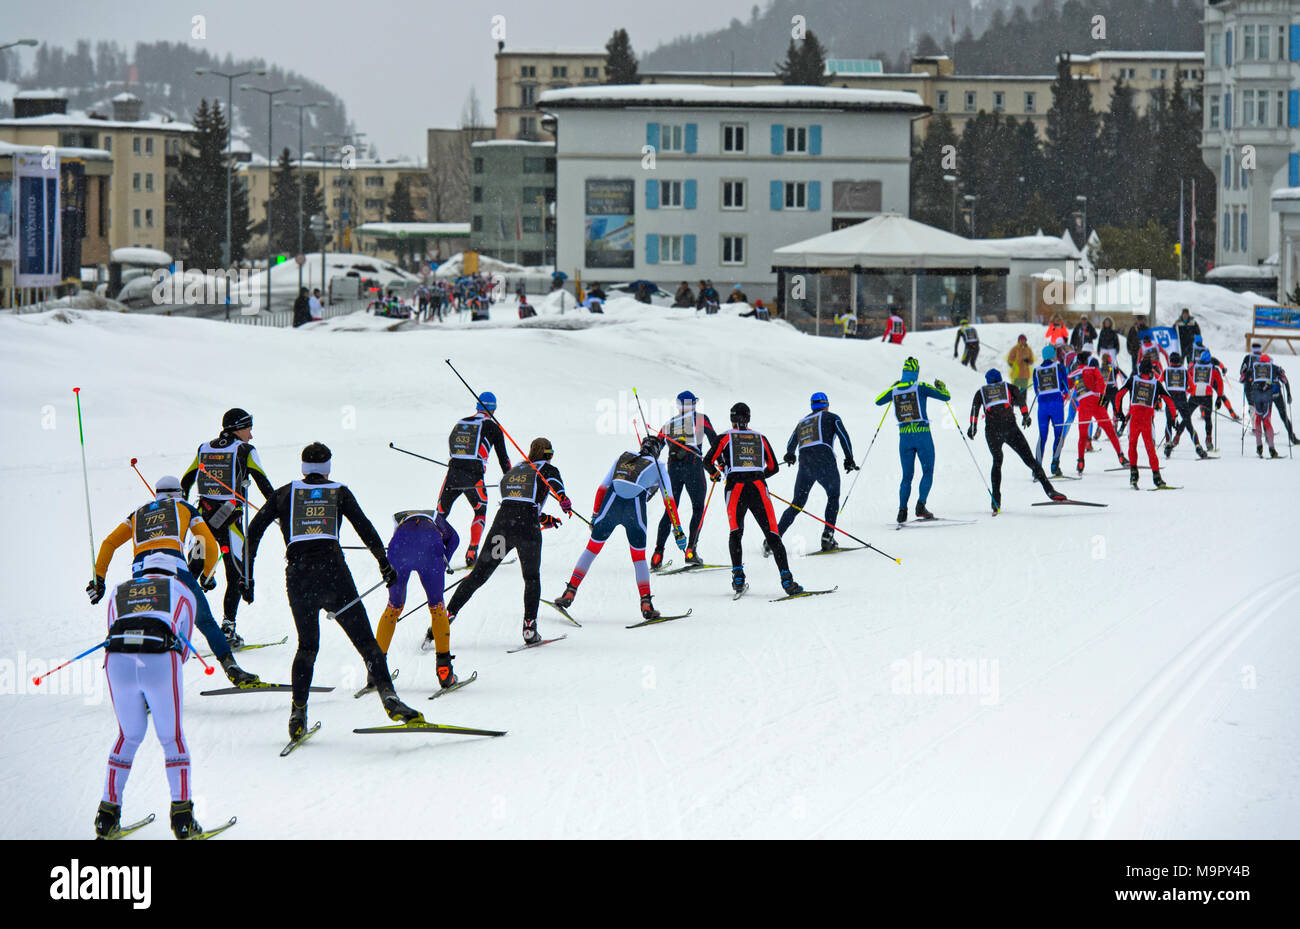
xmin=1 ymin=293 xmax=1297 ymax=839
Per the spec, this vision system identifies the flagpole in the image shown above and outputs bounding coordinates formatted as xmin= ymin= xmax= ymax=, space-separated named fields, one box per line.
xmin=1190 ymin=178 xmax=1197 ymax=282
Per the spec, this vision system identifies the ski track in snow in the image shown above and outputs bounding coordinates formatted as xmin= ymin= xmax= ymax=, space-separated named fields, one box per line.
xmin=1 ymin=297 xmax=1296 ymax=839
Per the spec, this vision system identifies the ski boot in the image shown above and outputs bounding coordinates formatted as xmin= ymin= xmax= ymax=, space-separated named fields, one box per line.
xmin=521 ymin=616 xmax=541 ymax=646
xmin=94 ymin=801 xmax=121 ymax=840
xmin=170 ymin=800 xmax=203 ymax=840
xmin=420 ymin=627 xmax=437 ymax=652
xmin=731 ymin=566 xmax=746 ymax=593
xmin=1152 ymin=471 xmax=1167 ymax=488
xmin=780 ymin=571 xmax=804 ymax=596
xmin=1048 ymin=488 xmax=1068 ymax=502
xmin=221 ymin=620 xmax=244 ymax=650
xmin=1257 ymin=444 xmax=1264 ymax=458
xmin=915 ymin=501 xmax=935 ymax=520
xmin=1050 ymin=459 xmax=1064 ymax=478
xmin=650 ymin=548 xmax=665 ymax=570
xmin=639 ymin=595 xmax=660 ymax=621
xmin=820 ymin=531 xmax=839 ymax=552
xmin=380 ymin=690 xmax=424 ymax=724
xmin=1130 ymin=467 xmax=1140 ymax=488
xmin=1163 ymin=441 xmax=1173 ymax=459
xmin=1196 ymin=444 xmax=1208 ymax=459
xmin=1270 ymin=447 xmax=1280 ymax=459
xmin=1119 ymin=455 xmax=1129 ymax=468
xmin=684 ymin=547 xmax=704 ymax=566
xmin=435 ymin=652 xmax=458 ymax=689
xmin=554 ymin=583 xmax=578 ymax=609
xmin=1076 ymin=457 xmax=1085 ymax=475
xmin=288 ymin=700 xmax=308 ymax=741
xmin=896 ymin=506 xmax=907 ymax=524
xmin=991 ymin=496 xmax=1001 ymax=516
xmin=464 ymin=545 xmax=477 ymax=569
xmin=761 ymin=539 xmax=771 ymax=558
xmin=219 ymin=655 xmax=259 ymax=687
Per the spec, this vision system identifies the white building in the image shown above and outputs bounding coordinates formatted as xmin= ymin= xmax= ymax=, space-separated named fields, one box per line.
xmin=1273 ymin=186 xmax=1300 ymax=300
xmin=537 ymin=85 xmax=927 ymax=297
xmin=1200 ymin=0 xmax=1300 ymax=277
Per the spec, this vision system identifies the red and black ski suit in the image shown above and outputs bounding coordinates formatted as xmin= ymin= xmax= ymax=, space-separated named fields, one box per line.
xmin=706 ymin=429 xmax=790 ymax=575
xmin=1068 ymin=363 xmax=1125 ymax=468
xmin=1115 ymin=375 xmax=1176 ymax=472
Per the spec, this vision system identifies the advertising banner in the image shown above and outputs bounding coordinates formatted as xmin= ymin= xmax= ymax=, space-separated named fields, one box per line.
xmin=584 ymin=179 xmax=634 ymax=269
xmin=15 ymin=152 xmax=61 ymax=287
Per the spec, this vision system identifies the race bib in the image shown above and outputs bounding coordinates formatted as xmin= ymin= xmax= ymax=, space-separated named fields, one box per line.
xmin=1166 ymin=369 xmax=1186 ymax=390
xmin=196 ymin=450 xmax=235 ymax=497
xmin=1038 ymin=368 xmax=1059 ymax=392
xmin=729 ymin=433 xmax=764 ymax=470
xmin=133 ymin=501 xmax=181 ymax=546
xmin=290 ymin=485 xmax=340 ymax=541
xmin=114 ymin=578 xmax=172 ymax=619
xmin=612 ymin=452 xmax=652 ymax=484
xmin=981 ymin=383 xmax=1009 ymax=408
xmin=795 ymin=416 xmax=821 ymax=449
xmin=448 ymin=420 xmax=482 ymax=459
xmin=1133 ymin=380 xmax=1157 ymax=408
xmin=893 ymin=392 xmax=922 ymax=423
xmin=500 ymin=465 xmax=537 ymax=501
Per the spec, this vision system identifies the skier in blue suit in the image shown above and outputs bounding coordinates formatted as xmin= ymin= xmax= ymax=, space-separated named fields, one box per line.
xmin=1033 ymin=344 xmax=1071 ymax=476
xmin=874 ymin=357 xmax=951 ymax=523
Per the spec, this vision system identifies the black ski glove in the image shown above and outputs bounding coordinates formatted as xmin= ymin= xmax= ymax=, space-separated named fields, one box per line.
xmin=783 ymin=452 xmax=796 ymax=466
xmin=539 ymin=514 xmax=562 ymax=530
xmin=200 ymin=574 xmax=218 ymax=592
xmin=967 ymin=424 xmax=977 ymax=439
xmin=1215 ymin=396 xmax=1223 ymax=409
xmin=86 ymin=576 xmax=106 ymax=605
xmin=379 ymin=560 xmax=398 ymax=587
xmin=241 ymin=579 xmax=255 ymax=603
xmin=843 ymin=457 xmax=856 ymax=473
xmin=1022 ymin=412 xmax=1032 ymax=428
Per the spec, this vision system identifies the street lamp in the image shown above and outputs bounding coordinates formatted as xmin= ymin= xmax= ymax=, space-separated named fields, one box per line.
xmin=195 ymin=66 xmax=267 ymax=271
xmin=1075 ymin=194 xmax=1088 ymax=249
xmin=241 ymin=83 xmax=301 ymax=311
xmin=275 ymin=99 xmax=330 ymax=292
xmin=963 ymin=193 xmax=977 ymax=237
xmin=943 ymin=174 xmax=958 ymax=233
xmin=0 ymin=39 xmax=39 ymax=51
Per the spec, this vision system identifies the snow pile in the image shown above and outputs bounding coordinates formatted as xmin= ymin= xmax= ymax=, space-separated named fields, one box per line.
xmin=432 ymin=252 xmax=548 ymax=279
xmin=1 ymin=306 xmax=1297 ymax=839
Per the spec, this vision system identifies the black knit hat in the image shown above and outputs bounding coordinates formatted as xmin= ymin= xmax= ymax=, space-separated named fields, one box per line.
xmin=223 ymin=408 xmax=253 ymax=432
xmin=302 ymin=442 xmax=332 ymax=464
xmin=730 ymin=402 xmax=751 ymax=426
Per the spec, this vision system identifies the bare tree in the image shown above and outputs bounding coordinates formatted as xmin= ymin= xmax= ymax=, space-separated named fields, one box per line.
xmin=426 ymin=86 xmax=492 ymax=223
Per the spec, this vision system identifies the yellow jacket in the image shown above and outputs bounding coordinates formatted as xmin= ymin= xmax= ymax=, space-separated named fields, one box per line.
xmin=94 ymin=497 xmax=218 ymax=580
xmin=1006 ymin=343 xmax=1035 ymax=380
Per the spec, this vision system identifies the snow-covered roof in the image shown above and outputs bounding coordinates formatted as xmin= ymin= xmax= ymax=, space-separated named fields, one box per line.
xmin=498 ymin=47 xmax=605 ymax=56
xmin=773 ymin=214 xmax=1010 ymax=271
xmin=354 ymin=222 xmax=469 ymax=238
xmin=1079 ymin=50 xmax=1204 ymax=62
xmin=111 ymin=247 xmax=172 ymax=266
xmin=471 ymin=139 xmax=555 ymax=149
xmin=111 ymin=92 xmax=140 ymax=102
xmin=978 ymin=231 xmax=1081 ymax=260
xmin=0 ymin=111 xmax=195 ymax=132
xmin=13 ymin=89 xmax=65 ymax=100
xmin=1272 ymin=187 xmax=1300 ymax=201
xmin=0 ymin=139 xmax=112 ymax=161
xmin=539 ymin=84 xmax=926 ymax=111
xmin=1206 ymin=264 xmax=1278 ymax=280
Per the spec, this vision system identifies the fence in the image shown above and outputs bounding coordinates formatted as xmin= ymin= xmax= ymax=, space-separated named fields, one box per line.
xmin=226 ymin=301 xmax=364 ymax=327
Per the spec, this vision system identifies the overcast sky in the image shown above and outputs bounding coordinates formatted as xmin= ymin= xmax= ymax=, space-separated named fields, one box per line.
xmin=5 ymin=0 xmax=743 ymax=156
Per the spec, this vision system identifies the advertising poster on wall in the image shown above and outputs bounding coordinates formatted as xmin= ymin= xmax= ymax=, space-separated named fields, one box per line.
xmin=0 ymin=178 xmax=14 ymax=263
xmin=584 ymin=178 xmax=634 ymax=269
xmin=15 ymin=152 xmax=62 ymax=287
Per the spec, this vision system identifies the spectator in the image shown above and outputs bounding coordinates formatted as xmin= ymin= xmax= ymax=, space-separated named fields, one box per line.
xmin=634 ymin=281 xmax=652 ymax=304
xmin=1173 ymin=307 xmax=1201 ymax=358
xmin=1125 ymin=321 xmax=1143 ymax=374
xmin=1006 ymin=334 xmax=1035 ymax=397
xmin=1045 ymin=315 xmax=1069 ymax=345
xmin=309 ymin=288 xmax=323 ymax=322
xmin=1070 ymin=316 xmax=1097 ymax=351
xmin=518 ymin=296 xmax=536 ymax=319
xmin=588 ymin=283 xmax=607 ymax=302
xmin=726 ymin=284 xmax=749 ymax=304
xmin=1097 ymin=316 xmax=1120 ymax=356
xmin=292 ymin=287 xmax=312 ymax=327
xmin=585 ymin=297 xmax=604 ymax=314
xmin=673 ymin=281 xmax=695 ymax=307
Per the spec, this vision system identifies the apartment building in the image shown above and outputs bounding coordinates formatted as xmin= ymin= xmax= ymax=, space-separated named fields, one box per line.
xmin=469 ymin=140 xmax=555 ymax=266
xmin=494 ymin=48 xmax=607 ymax=140
xmin=539 ymin=84 xmax=925 ymax=294
xmin=0 ymin=92 xmax=193 ymax=253
xmin=1200 ymin=0 xmax=1299 ymax=272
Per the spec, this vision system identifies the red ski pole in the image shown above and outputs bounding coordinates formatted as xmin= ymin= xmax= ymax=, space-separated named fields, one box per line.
xmin=128 ymin=457 xmax=153 ymax=494
xmin=197 ymin=463 xmax=261 ymax=511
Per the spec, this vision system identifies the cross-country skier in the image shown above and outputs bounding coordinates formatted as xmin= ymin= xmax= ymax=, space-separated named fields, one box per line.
xmin=446 ymin=437 xmax=571 ymax=645
xmin=95 ymin=552 xmax=206 ymax=840
xmin=439 ymin=392 xmax=511 ymax=568
xmin=1160 ymin=352 xmax=1207 ymax=458
xmin=554 ymin=436 xmax=675 ymax=621
xmin=705 ymin=403 xmax=803 ymax=596
xmin=774 ymin=392 xmax=856 ymax=552
xmin=1259 ymin=355 xmax=1297 ymax=445
xmin=1114 ymin=360 xmax=1175 ymax=487
xmin=245 ymin=443 xmax=423 ymax=740
xmin=652 ymin=390 xmax=718 ymax=568
xmin=874 ymin=357 xmax=951 ymax=522
xmin=1099 ymin=350 xmax=1129 ymax=433
xmin=882 ymin=310 xmax=907 ymax=343
xmin=87 ymin=476 xmax=257 ymax=686
xmin=1245 ymin=354 xmax=1293 ymax=454
xmin=371 ymin=510 xmax=460 ymax=689
xmin=954 ymin=319 xmax=980 ymax=369
xmin=1066 ymin=350 xmax=1129 ymax=472
xmin=1139 ymin=335 xmax=1169 ymax=375
xmin=1185 ymin=348 xmax=1237 ymax=450
xmin=968 ymin=371 xmax=1066 ymax=514
xmin=1031 ymin=345 xmax=1070 ymax=476
xmin=180 ymin=408 xmax=276 ymax=648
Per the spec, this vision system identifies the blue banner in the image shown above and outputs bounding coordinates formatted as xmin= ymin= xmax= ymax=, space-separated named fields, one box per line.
xmin=15 ymin=152 xmax=61 ymax=287
xmin=1140 ymin=325 xmax=1178 ymax=353
xmin=1253 ymin=305 xmax=1300 ymax=331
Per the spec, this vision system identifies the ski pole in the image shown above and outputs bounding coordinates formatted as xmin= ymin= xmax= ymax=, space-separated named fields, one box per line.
xmin=128 ymin=457 xmax=153 ymax=494
xmin=944 ymin=401 xmax=996 ymax=505
xmin=73 ymin=387 xmax=96 ymax=577
xmin=171 ymin=622 xmax=216 ymax=675
xmin=196 ymin=463 xmax=261 ymax=511
xmin=325 ymin=579 xmax=386 ymax=622
xmin=766 ymin=489 xmax=900 ymax=564
xmin=395 ymin=576 xmax=467 ymax=623
xmin=443 ymin=358 xmax=592 ymax=527
xmin=631 ymin=397 xmax=686 ymax=550
xmin=31 ymin=640 xmax=108 ymax=686
xmin=389 ymin=442 xmax=449 ymax=468
xmin=841 ymin=405 xmax=888 ymax=515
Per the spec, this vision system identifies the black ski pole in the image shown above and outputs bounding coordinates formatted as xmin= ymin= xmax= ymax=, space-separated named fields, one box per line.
xmin=396 ymin=576 xmax=466 ymax=623
xmin=389 ymin=442 xmax=449 ymax=468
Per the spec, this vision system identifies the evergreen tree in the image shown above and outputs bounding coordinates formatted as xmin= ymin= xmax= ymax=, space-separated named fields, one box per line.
xmin=383 ymin=177 xmax=417 ymax=263
xmin=1094 ymin=219 xmax=1177 ymax=279
xmin=1096 ymin=78 xmax=1148 ymax=229
xmin=176 ymin=99 xmax=250 ymax=267
xmin=776 ymin=30 xmax=829 ymax=85
xmin=910 ymin=114 xmax=961 ymax=230
xmin=267 ymin=147 xmax=299 ymax=257
xmin=604 ymin=29 xmax=639 ymax=84
xmin=1043 ymin=54 xmax=1100 ymax=243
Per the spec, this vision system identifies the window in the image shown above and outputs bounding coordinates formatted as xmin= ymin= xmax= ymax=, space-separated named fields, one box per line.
xmin=785 ymin=126 xmax=808 ymax=153
xmin=721 ymin=235 xmax=745 ymax=266
xmin=145 ymin=173 xmax=154 ymax=192
xmin=722 ymin=123 xmax=746 ymax=153
xmin=583 ymin=66 xmax=599 ymax=79
xmin=1209 ymin=95 xmax=1220 ymax=128
xmin=132 ymin=136 xmax=141 ymax=154
xmin=523 ymin=156 xmax=547 ymax=173
xmin=364 ymin=175 xmax=384 ymax=187
xmin=472 ymin=186 xmax=483 ymax=203
xmin=521 ymin=65 xmax=536 ymax=78
xmin=1277 ymin=25 xmax=1287 ymax=61
xmin=332 ymin=197 xmax=343 ymax=208
xmin=1209 ymin=33 xmax=1221 ymax=68
xmin=1024 ymin=91 xmax=1036 ymax=113
xmin=145 ymin=137 xmax=153 ymax=156
xmin=722 ymin=179 xmax=746 ymax=210
xmin=1255 ymin=89 xmax=1268 ymax=126
xmin=660 ymin=124 xmax=685 ymax=152
xmin=104 ymin=135 xmax=113 ymax=151
xmin=1243 ymin=25 xmax=1256 ymax=61
xmin=660 ymin=179 xmax=682 ymax=208
xmin=964 ymin=91 xmax=977 ymax=112
xmin=657 ymin=235 xmax=683 ymax=264
xmin=1241 ymin=161 xmax=1248 ymax=189
xmin=145 ymin=209 xmax=154 ymax=228
xmin=472 ymin=215 xmax=483 ymax=232
xmin=1230 ymin=206 xmax=1238 ymax=250
xmin=520 ymin=85 xmax=536 ymax=106
xmin=333 ymin=176 xmax=347 ymax=187
xmin=132 ymin=173 xmax=141 ymax=191
xmin=1150 ymin=67 xmax=1167 ymax=80
xmin=365 ymin=198 xmax=384 ymax=209
xmin=993 ymin=91 xmax=1005 ymax=112
xmin=1223 ymin=210 xmax=1230 ymax=250
xmin=1118 ymin=67 xmax=1137 ymax=80
xmin=936 ymin=91 xmax=948 ymax=112
xmin=1224 ymin=151 xmax=1232 ymax=190
xmin=519 ymin=116 xmax=537 ymax=137
xmin=1242 ymin=89 xmax=1256 ymax=125
xmin=551 ymin=65 xmax=567 ymax=78
xmin=784 ymin=181 xmax=807 ymax=210
xmin=1277 ymin=91 xmax=1287 ymax=129
xmin=473 ymin=157 xmax=484 ymax=173
xmin=132 ymin=208 xmax=141 ymax=228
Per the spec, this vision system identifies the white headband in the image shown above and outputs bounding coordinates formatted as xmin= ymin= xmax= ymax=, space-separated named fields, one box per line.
xmin=301 ymin=459 xmax=331 ymax=476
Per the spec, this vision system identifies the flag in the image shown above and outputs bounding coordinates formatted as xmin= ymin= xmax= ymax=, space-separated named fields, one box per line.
xmin=498 ymin=214 xmax=506 ymax=240
xmin=951 ymin=10 xmax=956 ymax=38
xmin=515 ymin=201 xmax=522 ymax=241
xmin=1190 ymin=178 xmax=1197 ymax=260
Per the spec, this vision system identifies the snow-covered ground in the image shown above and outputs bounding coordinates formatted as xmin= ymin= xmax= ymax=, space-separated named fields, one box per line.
xmin=1 ymin=289 xmax=1297 ymax=839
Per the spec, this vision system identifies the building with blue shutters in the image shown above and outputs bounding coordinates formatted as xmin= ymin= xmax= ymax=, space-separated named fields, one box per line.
xmin=538 ymin=85 xmax=926 ymax=300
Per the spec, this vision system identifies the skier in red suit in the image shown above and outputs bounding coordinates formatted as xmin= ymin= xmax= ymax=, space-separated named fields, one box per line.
xmin=1067 ymin=354 xmax=1127 ymax=474
xmin=1114 ymin=359 xmax=1175 ymax=488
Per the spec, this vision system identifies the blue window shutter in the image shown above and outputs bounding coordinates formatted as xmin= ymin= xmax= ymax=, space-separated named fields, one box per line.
xmin=1289 ymin=90 xmax=1299 ymax=128
xmin=1225 ymin=30 xmax=1232 ymax=67
xmin=1291 ymin=25 xmax=1299 ymax=62
xmin=808 ymin=181 xmax=821 ymax=211
xmin=646 ymin=234 xmax=659 ymax=264
xmin=1290 ymin=153 xmax=1300 ymax=189
xmin=1241 ymin=212 xmax=1247 ymax=251
xmin=1225 ymin=93 xmax=1231 ymax=129
xmin=685 ymin=123 xmax=698 ymax=154
xmin=809 ymin=125 xmax=822 ymax=155
xmin=646 ymin=179 xmax=659 ymax=210
xmin=646 ymin=122 xmax=659 ymax=150
xmin=683 ymin=234 xmax=696 ymax=265
xmin=684 ymin=179 xmax=697 ymax=209
xmin=770 ymin=180 xmax=784 ymax=210
xmin=771 ymin=124 xmax=784 ymax=155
